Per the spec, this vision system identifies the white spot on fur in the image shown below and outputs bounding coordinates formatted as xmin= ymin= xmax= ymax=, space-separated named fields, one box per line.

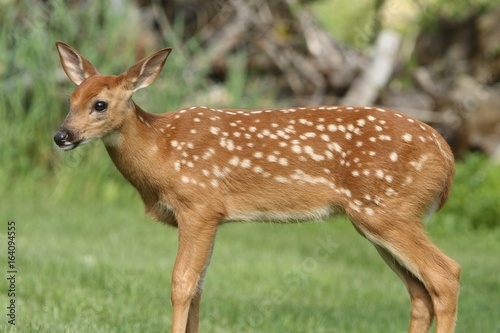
xmin=304 ymin=146 xmax=325 ymax=162
xmin=403 ymin=176 xmax=413 ymax=186
xmin=278 ymin=158 xmax=289 ymax=166
xmin=212 ymin=165 xmax=231 ymax=178
xmin=410 ymin=154 xmax=430 ymax=171
xmin=402 ymin=133 xmax=412 ymax=142
xmin=385 ymin=188 xmax=396 ymax=196
xmin=253 ymin=166 xmax=263 ymax=173
xmin=274 ymin=176 xmax=289 ymax=183
xmin=292 ymin=145 xmax=302 ymax=154
xmin=229 ymin=156 xmax=240 ymax=166
xmin=267 ymin=155 xmax=278 ymax=163
xmin=240 ymin=159 xmax=251 ymax=168
xmin=348 ymin=202 xmax=361 ymax=213
xmin=210 ymin=126 xmax=220 ymax=135
xmin=379 ymin=135 xmax=392 ymax=141
xmin=328 ymin=144 xmax=342 ymax=155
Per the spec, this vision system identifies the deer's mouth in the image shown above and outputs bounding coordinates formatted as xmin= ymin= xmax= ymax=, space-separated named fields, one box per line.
xmin=58 ymin=140 xmax=82 ymax=151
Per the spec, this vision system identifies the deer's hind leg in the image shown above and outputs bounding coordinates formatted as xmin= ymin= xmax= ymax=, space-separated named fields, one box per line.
xmin=349 ymin=212 xmax=460 ymax=333
xmin=375 ymin=244 xmax=434 ymax=333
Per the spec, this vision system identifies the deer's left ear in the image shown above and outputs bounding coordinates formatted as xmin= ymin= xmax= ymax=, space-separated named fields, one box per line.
xmin=123 ymin=48 xmax=172 ymax=92
xmin=56 ymin=41 xmax=100 ymax=85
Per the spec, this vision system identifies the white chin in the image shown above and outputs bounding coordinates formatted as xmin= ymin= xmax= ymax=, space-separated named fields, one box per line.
xmin=59 ymin=138 xmax=93 ymax=151
xmin=60 ymin=143 xmax=78 ymax=151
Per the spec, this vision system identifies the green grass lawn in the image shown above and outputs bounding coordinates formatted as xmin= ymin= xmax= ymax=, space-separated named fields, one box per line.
xmin=1 ymin=181 xmax=499 ymax=333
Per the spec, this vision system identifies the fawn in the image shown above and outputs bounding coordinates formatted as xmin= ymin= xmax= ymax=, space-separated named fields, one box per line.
xmin=54 ymin=41 xmax=460 ymax=333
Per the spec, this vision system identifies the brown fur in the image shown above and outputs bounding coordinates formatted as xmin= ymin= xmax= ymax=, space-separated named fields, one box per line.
xmin=54 ymin=41 xmax=460 ymax=333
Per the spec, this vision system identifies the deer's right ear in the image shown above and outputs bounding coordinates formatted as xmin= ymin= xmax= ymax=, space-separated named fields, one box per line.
xmin=123 ymin=48 xmax=172 ymax=92
xmin=56 ymin=41 xmax=99 ymax=85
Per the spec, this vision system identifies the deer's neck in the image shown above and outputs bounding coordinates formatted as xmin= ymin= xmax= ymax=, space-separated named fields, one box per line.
xmin=104 ymin=103 xmax=170 ymax=204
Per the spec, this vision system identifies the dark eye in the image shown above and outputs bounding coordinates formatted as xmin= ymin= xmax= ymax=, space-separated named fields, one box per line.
xmin=94 ymin=101 xmax=107 ymax=112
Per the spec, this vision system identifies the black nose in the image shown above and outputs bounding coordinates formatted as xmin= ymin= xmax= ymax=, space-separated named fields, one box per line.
xmin=53 ymin=128 xmax=74 ymax=146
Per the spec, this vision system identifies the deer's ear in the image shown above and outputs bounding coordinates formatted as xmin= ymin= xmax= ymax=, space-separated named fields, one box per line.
xmin=56 ymin=41 xmax=99 ymax=85
xmin=123 ymin=48 xmax=172 ymax=92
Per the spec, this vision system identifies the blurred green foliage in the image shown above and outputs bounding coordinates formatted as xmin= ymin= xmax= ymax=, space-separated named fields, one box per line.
xmin=1 ymin=0 xmax=143 ymax=188
xmin=310 ymin=0 xmax=498 ymax=46
xmin=309 ymin=0 xmax=375 ymax=47
xmin=418 ymin=0 xmax=495 ymax=22
xmin=430 ymin=154 xmax=500 ymax=232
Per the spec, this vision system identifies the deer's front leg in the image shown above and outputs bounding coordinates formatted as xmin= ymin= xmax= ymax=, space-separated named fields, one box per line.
xmin=185 ymin=256 xmax=213 ymax=333
xmin=171 ymin=213 xmax=217 ymax=333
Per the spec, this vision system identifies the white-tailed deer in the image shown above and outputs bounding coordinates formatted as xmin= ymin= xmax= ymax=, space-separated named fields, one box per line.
xmin=54 ymin=41 xmax=460 ymax=333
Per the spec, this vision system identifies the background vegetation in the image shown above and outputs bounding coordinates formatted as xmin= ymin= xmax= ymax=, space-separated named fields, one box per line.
xmin=0 ymin=0 xmax=499 ymax=332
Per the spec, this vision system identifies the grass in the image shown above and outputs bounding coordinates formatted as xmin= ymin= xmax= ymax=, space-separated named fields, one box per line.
xmin=1 ymin=176 xmax=499 ymax=333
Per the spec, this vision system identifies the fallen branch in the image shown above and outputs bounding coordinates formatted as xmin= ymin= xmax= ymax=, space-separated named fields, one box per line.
xmin=341 ymin=29 xmax=401 ymax=106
